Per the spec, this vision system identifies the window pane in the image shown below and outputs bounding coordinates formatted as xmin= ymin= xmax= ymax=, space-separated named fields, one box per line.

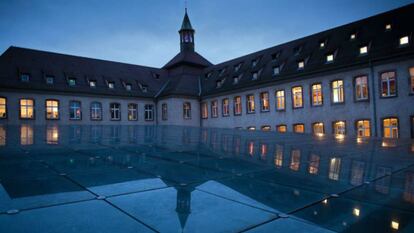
xmin=276 ymin=91 xmax=285 ymax=110
xmin=0 ymin=97 xmax=6 ymax=118
xmin=292 ymin=87 xmax=303 ymax=108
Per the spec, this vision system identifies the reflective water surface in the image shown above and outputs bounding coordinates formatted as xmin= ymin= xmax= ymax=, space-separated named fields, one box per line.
xmin=0 ymin=124 xmax=414 ymax=232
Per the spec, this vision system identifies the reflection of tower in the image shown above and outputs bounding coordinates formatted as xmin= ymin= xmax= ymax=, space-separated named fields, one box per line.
xmin=175 ymin=186 xmax=193 ymax=231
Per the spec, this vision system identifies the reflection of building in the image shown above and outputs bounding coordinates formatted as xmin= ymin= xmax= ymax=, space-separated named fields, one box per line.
xmin=0 ymin=5 xmax=414 ymax=138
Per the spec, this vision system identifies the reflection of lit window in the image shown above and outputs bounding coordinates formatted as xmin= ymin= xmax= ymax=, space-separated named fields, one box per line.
xmin=248 ymin=141 xmax=254 ymax=156
xmin=353 ymin=208 xmax=360 ymax=217
xmin=332 ymin=80 xmax=344 ymax=103
xmin=350 ymin=161 xmax=365 ymax=186
xmin=293 ymin=124 xmax=304 ymax=133
xmin=260 ymin=92 xmax=269 ymax=112
xmin=292 ymin=86 xmax=303 ymax=108
xmin=20 ymin=124 xmax=33 ymax=145
xmin=46 ymin=126 xmax=59 ymax=144
xmin=383 ymin=117 xmax=398 ymax=138
xmin=276 ymin=90 xmax=285 ymax=110
xmin=277 ymin=125 xmax=287 ymax=133
xmin=328 ymin=157 xmax=341 ymax=181
xmin=375 ymin=167 xmax=391 ymax=194
xmin=333 ymin=121 xmax=346 ymax=135
xmin=69 ymin=101 xmax=81 ymax=120
xmin=311 ymin=84 xmax=323 ymax=106
xmin=403 ymin=172 xmax=414 ymax=204
xmin=260 ymin=144 xmax=267 ymax=159
xmin=290 ymin=149 xmax=301 ymax=171
xmin=308 ymin=154 xmax=320 ymax=174
xmin=274 ymin=145 xmax=283 ymax=167
xmin=356 ymin=120 xmax=370 ymax=137
xmin=0 ymin=126 xmax=5 ymax=146
xmin=20 ymin=99 xmax=34 ymax=119
xmin=45 ymin=100 xmax=59 ymax=119
xmin=0 ymin=97 xmax=6 ymax=119
xmin=312 ymin=122 xmax=324 ymax=136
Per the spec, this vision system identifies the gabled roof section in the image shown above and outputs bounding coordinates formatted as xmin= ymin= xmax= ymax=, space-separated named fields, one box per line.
xmin=201 ymin=3 xmax=414 ymax=97
xmin=163 ymin=50 xmax=212 ymax=70
xmin=0 ymin=46 xmax=169 ymax=98
xmin=156 ymin=73 xmax=201 ymax=98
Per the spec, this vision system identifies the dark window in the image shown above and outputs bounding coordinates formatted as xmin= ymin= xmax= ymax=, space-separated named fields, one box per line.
xmin=162 ymin=103 xmax=168 ymax=120
xmin=20 ymin=74 xmax=30 ymax=82
xmin=128 ymin=103 xmax=138 ymax=121
xmin=69 ymin=101 xmax=81 ymax=120
xmin=90 ymin=102 xmax=102 ymax=120
xmin=380 ymin=71 xmax=397 ymax=97
xmin=211 ymin=100 xmax=218 ymax=118
xmin=46 ymin=75 xmax=54 ymax=85
xmin=144 ymin=104 xmax=154 ymax=121
xmin=68 ymin=78 xmax=76 ymax=86
xmin=110 ymin=103 xmax=121 ymax=120
xmin=183 ymin=102 xmax=191 ymax=119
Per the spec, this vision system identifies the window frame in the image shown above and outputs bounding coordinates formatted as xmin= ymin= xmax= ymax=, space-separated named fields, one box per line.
xmin=291 ymin=86 xmax=304 ymax=109
xmin=211 ymin=100 xmax=218 ymax=118
xmin=90 ymin=101 xmax=103 ymax=121
xmin=331 ymin=79 xmax=345 ymax=104
xmin=128 ymin=103 xmax=138 ymax=121
xmin=45 ymin=99 xmax=60 ymax=120
xmin=246 ymin=94 xmax=255 ymax=114
xmin=109 ymin=102 xmax=121 ymax=121
xmin=201 ymin=102 xmax=208 ymax=119
xmin=69 ymin=100 xmax=82 ymax=120
xmin=275 ymin=89 xmax=285 ymax=111
xmin=233 ymin=96 xmax=242 ymax=116
xmin=332 ymin=120 xmax=346 ymax=135
xmin=312 ymin=122 xmax=325 ymax=135
xmin=382 ymin=117 xmax=399 ymax=139
xmin=0 ymin=97 xmax=7 ymax=119
xmin=260 ymin=92 xmax=270 ymax=112
xmin=379 ymin=70 xmax=398 ymax=98
xmin=19 ymin=98 xmax=35 ymax=120
xmin=183 ymin=102 xmax=192 ymax=119
xmin=161 ymin=103 xmax=168 ymax=121
xmin=355 ymin=119 xmax=371 ymax=137
xmin=144 ymin=104 xmax=154 ymax=121
xmin=353 ymin=75 xmax=370 ymax=102
xmin=222 ymin=98 xmax=230 ymax=117
xmin=310 ymin=83 xmax=323 ymax=107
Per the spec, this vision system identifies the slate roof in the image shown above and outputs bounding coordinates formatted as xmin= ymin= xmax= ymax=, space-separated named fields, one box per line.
xmin=200 ymin=3 xmax=414 ymax=97
xmin=162 ymin=50 xmax=212 ymax=70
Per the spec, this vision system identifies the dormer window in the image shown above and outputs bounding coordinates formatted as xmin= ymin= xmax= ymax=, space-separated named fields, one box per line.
xmin=234 ymin=63 xmax=242 ymax=72
xmin=271 ymin=52 xmax=280 ymax=61
xmin=320 ymin=42 xmax=325 ymax=48
xmin=359 ymin=46 xmax=368 ymax=55
xmin=89 ymin=80 xmax=96 ymax=88
xmin=20 ymin=74 xmax=30 ymax=82
xmin=108 ymin=82 xmax=115 ymax=89
xmin=273 ymin=66 xmax=280 ymax=76
xmin=45 ymin=75 xmax=54 ymax=85
xmin=152 ymin=73 xmax=160 ymax=80
xmin=206 ymin=72 xmax=212 ymax=79
xmin=138 ymin=83 xmax=147 ymax=92
xmin=385 ymin=23 xmax=392 ymax=31
xmin=233 ymin=76 xmax=239 ymax=84
xmin=350 ymin=33 xmax=357 ymax=40
xmin=219 ymin=68 xmax=226 ymax=76
xmin=252 ymin=69 xmax=262 ymax=80
xmin=68 ymin=78 xmax=76 ymax=86
xmin=252 ymin=59 xmax=258 ymax=67
xmin=294 ymin=46 xmax=302 ymax=56
xmin=125 ymin=83 xmax=132 ymax=91
xmin=298 ymin=60 xmax=305 ymax=70
xmin=400 ymin=36 xmax=409 ymax=46
xmin=326 ymin=53 xmax=334 ymax=63
xmin=216 ymin=80 xmax=222 ymax=88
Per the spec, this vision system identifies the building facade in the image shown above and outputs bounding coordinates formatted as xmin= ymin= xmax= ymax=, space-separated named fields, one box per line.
xmin=0 ymin=5 xmax=413 ymax=138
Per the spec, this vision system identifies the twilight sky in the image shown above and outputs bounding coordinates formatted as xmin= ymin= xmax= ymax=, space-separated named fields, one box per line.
xmin=0 ymin=0 xmax=413 ymax=67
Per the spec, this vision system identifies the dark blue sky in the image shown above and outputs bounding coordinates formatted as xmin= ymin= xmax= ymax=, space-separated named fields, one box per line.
xmin=1 ymin=0 xmax=413 ymax=67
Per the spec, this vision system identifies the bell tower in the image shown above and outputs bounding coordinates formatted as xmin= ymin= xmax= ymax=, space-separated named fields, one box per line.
xmin=179 ymin=8 xmax=195 ymax=52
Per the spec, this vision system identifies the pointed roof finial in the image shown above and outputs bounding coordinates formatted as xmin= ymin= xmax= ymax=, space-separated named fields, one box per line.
xmin=180 ymin=1 xmax=194 ymax=32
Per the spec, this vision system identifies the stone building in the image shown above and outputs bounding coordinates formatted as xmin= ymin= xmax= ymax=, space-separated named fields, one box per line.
xmin=0 ymin=5 xmax=413 ymax=138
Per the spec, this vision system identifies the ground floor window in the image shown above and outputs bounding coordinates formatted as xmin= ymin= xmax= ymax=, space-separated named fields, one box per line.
xmin=383 ymin=117 xmax=398 ymax=138
xmin=246 ymin=94 xmax=255 ymax=113
xmin=110 ymin=103 xmax=121 ymax=120
xmin=162 ymin=103 xmax=168 ymax=120
xmin=234 ymin=96 xmax=242 ymax=115
xmin=356 ymin=120 xmax=370 ymax=137
xmin=211 ymin=100 xmax=218 ymax=118
xmin=144 ymin=104 xmax=154 ymax=121
xmin=293 ymin=124 xmax=304 ymax=133
xmin=261 ymin=125 xmax=271 ymax=131
xmin=69 ymin=101 xmax=81 ymax=120
xmin=222 ymin=98 xmax=229 ymax=116
xmin=312 ymin=122 xmax=324 ymax=136
xmin=0 ymin=97 xmax=6 ymax=118
xmin=333 ymin=121 xmax=346 ymax=135
xmin=45 ymin=99 xmax=59 ymax=119
xmin=128 ymin=103 xmax=138 ymax=121
xmin=20 ymin=99 xmax=34 ymax=119
xmin=277 ymin=125 xmax=287 ymax=133
xmin=90 ymin=102 xmax=102 ymax=120
xmin=183 ymin=102 xmax=191 ymax=119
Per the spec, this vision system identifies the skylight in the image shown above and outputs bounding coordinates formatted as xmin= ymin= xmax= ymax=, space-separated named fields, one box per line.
xmin=360 ymin=46 xmax=368 ymax=55
xmin=400 ymin=36 xmax=409 ymax=46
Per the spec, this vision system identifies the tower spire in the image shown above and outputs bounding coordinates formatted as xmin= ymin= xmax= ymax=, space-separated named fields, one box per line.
xmin=179 ymin=5 xmax=195 ymax=52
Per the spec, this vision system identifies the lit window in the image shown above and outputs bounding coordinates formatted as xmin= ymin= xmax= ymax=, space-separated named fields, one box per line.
xmin=211 ymin=100 xmax=218 ymax=118
xmin=277 ymin=125 xmax=287 ymax=133
xmin=183 ymin=102 xmax=191 ymax=119
xmin=46 ymin=125 xmax=59 ymax=145
xmin=20 ymin=74 xmax=30 ymax=82
xmin=45 ymin=100 xmax=59 ymax=120
xmin=380 ymin=71 xmax=397 ymax=97
xmin=128 ymin=103 xmax=138 ymax=121
xmin=329 ymin=157 xmax=341 ymax=180
xmin=356 ymin=120 xmax=370 ymax=137
xmin=0 ymin=97 xmax=6 ymax=119
xmin=410 ymin=67 xmax=414 ymax=94
xmin=400 ymin=36 xmax=409 ymax=46
xmin=333 ymin=121 xmax=346 ymax=135
xmin=293 ymin=124 xmax=304 ymax=133
xmin=69 ymin=101 xmax=81 ymax=120
xmin=90 ymin=102 xmax=102 ymax=120
xmin=201 ymin=102 xmax=208 ymax=119
xmin=125 ymin=84 xmax=132 ymax=91
xmin=247 ymin=126 xmax=256 ymax=131
xmin=261 ymin=125 xmax=271 ymax=131
xmin=391 ymin=220 xmax=399 ymax=230
xmin=20 ymin=124 xmax=33 ymax=145
xmin=309 ymin=154 xmax=320 ymax=174
xmin=108 ymin=82 xmax=115 ymax=89
xmin=297 ymin=60 xmax=305 ymax=70
xmin=350 ymin=33 xmax=356 ymax=40
xmin=273 ymin=66 xmax=280 ymax=76
xmin=383 ymin=117 xmax=398 ymax=138
xmin=355 ymin=76 xmax=369 ymax=100
xmin=332 ymin=80 xmax=344 ymax=103
xmin=292 ymin=86 xmax=303 ymax=108
xmin=89 ymin=80 xmax=96 ymax=88
xmin=290 ymin=149 xmax=301 ymax=171
xmin=311 ymin=83 xmax=323 ymax=106
xmin=68 ymin=78 xmax=76 ymax=86
xmin=359 ymin=46 xmax=368 ymax=55
xmin=326 ymin=54 xmax=334 ymax=63
xmin=144 ymin=104 xmax=154 ymax=121
xmin=276 ymin=90 xmax=285 ymax=110
xmin=246 ymin=95 xmax=255 ymax=113
xmin=19 ymin=99 xmax=34 ymax=119
xmin=385 ymin=23 xmax=392 ymax=31
xmin=260 ymin=92 xmax=269 ymax=112
xmin=162 ymin=103 xmax=168 ymax=120
xmin=312 ymin=122 xmax=324 ymax=136
xmin=46 ymin=75 xmax=54 ymax=85
xmin=274 ymin=145 xmax=283 ymax=167
xmin=222 ymin=98 xmax=229 ymax=116
xmin=320 ymin=42 xmax=325 ymax=48
xmin=234 ymin=96 xmax=242 ymax=115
